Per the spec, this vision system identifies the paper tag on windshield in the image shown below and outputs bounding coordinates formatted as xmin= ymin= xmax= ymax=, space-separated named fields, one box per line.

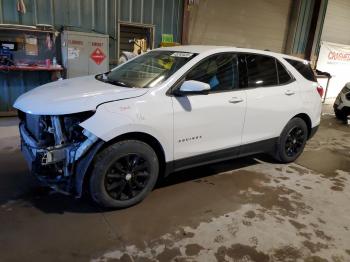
xmin=171 ymin=52 xmax=194 ymax=58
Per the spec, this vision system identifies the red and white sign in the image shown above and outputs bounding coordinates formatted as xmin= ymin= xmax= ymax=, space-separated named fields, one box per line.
xmin=90 ymin=48 xmax=106 ymax=65
xmin=317 ymin=41 xmax=350 ymax=98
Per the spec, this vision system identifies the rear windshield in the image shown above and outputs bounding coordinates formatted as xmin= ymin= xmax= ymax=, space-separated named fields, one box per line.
xmin=285 ymin=58 xmax=316 ymax=82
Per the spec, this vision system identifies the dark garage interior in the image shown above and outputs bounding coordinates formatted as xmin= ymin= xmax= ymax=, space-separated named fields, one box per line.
xmin=1 ymin=0 xmax=350 ymax=261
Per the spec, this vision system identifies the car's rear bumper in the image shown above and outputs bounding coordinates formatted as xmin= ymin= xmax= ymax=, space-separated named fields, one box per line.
xmin=334 ymin=92 xmax=349 ymax=109
xmin=334 ymin=103 xmax=350 ymax=116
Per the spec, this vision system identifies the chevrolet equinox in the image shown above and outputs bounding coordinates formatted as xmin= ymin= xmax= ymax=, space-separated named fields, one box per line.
xmin=14 ymin=46 xmax=323 ymax=208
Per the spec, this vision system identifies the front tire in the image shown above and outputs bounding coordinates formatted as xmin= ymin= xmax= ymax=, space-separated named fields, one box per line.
xmin=89 ymin=140 xmax=159 ymax=209
xmin=274 ymin=118 xmax=308 ymax=163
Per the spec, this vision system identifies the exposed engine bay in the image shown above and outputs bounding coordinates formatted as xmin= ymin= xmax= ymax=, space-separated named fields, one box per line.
xmin=18 ymin=110 xmax=101 ymax=195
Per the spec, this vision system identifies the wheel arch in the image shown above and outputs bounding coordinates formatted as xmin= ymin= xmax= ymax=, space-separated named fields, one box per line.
xmin=292 ymin=113 xmax=312 ymax=138
xmin=104 ymin=131 xmax=166 ymax=168
xmin=79 ymin=132 xmax=167 ymax=197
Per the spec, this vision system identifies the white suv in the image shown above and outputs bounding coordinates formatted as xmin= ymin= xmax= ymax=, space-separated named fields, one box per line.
xmin=14 ymin=46 xmax=322 ymax=208
xmin=334 ymin=83 xmax=350 ymax=120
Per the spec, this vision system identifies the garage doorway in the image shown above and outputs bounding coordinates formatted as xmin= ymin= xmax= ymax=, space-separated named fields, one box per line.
xmin=117 ymin=22 xmax=155 ymax=63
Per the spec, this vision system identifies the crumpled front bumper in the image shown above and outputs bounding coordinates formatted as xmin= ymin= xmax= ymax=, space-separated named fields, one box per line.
xmin=19 ymin=122 xmax=100 ymax=195
xmin=21 ymin=139 xmax=35 ymax=172
xmin=20 ymin=140 xmax=68 ymax=194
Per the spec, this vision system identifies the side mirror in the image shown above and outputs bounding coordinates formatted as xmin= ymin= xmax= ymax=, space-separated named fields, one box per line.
xmin=174 ymin=80 xmax=211 ymax=96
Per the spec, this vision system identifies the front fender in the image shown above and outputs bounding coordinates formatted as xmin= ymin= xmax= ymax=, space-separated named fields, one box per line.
xmin=80 ymin=99 xmax=173 ymax=162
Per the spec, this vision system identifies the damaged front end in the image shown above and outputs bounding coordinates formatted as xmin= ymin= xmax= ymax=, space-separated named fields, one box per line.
xmin=18 ymin=111 xmax=103 ymax=196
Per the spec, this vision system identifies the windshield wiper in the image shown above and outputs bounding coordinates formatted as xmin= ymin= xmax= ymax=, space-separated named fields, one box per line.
xmin=105 ymin=79 xmax=130 ymax=87
xmin=96 ymin=73 xmax=131 ymax=87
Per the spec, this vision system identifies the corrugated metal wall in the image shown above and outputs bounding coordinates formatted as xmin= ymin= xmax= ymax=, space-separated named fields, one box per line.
xmin=289 ymin=0 xmax=315 ymax=55
xmin=0 ymin=0 xmax=183 ymax=113
xmin=311 ymin=0 xmax=328 ymax=60
xmin=0 ymin=71 xmax=52 ymax=113
xmin=0 ymin=0 xmax=184 ymax=61
xmin=285 ymin=0 xmax=328 ymax=61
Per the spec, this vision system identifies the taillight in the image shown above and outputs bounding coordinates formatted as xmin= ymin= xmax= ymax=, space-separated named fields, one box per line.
xmin=317 ymin=86 xmax=324 ymax=98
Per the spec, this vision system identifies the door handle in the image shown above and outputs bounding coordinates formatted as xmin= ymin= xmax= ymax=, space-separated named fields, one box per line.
xmin=229 ymin=97 xmax=244 ymax=104
xmin=285 ymin=90 xmax=296 ymax=96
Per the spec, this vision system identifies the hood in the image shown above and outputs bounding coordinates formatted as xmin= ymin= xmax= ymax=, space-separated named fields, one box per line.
xmin=13 ymin=75 xmax=148 ymax=115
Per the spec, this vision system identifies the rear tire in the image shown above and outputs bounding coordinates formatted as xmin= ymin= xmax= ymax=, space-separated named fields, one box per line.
xmin=334 ymin=108 xmax=347 ymax=120
xmin=89 ymin=140 xmax=159 ymax=209
xmin=274 ymin=118 xmax=308 ymax=163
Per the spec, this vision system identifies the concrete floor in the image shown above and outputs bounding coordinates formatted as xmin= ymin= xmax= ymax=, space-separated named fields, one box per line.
xmin=1 ymin=100 xmax=350 ymax=262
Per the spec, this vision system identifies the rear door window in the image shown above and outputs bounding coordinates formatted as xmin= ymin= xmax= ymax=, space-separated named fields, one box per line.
xmin=285 ymin=59 xmax=316 ymax=82
xmin=246 ymin=54 xmax=278 ymax=87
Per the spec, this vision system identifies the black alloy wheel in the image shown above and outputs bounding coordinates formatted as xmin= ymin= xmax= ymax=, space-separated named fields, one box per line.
xmin=104 ymin=154 xmax=151 ymax=201
xmin=284 ymin=127 xmax=306 ymax=157
xmin=274 ymin=117 xmax=308 ymax=163
xmin=90 ymin=140 xmax=159 ymax=208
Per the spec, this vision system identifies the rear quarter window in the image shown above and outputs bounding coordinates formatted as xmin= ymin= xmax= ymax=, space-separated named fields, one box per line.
xmin=276 ymin=60 xmax=293 ymax=84
xmin=285 ymin=58 xmax=316 ymax=82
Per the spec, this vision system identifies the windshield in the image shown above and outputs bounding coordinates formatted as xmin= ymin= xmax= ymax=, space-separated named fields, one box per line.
xmin=99 ymin=51 xmax=196 ymax=88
